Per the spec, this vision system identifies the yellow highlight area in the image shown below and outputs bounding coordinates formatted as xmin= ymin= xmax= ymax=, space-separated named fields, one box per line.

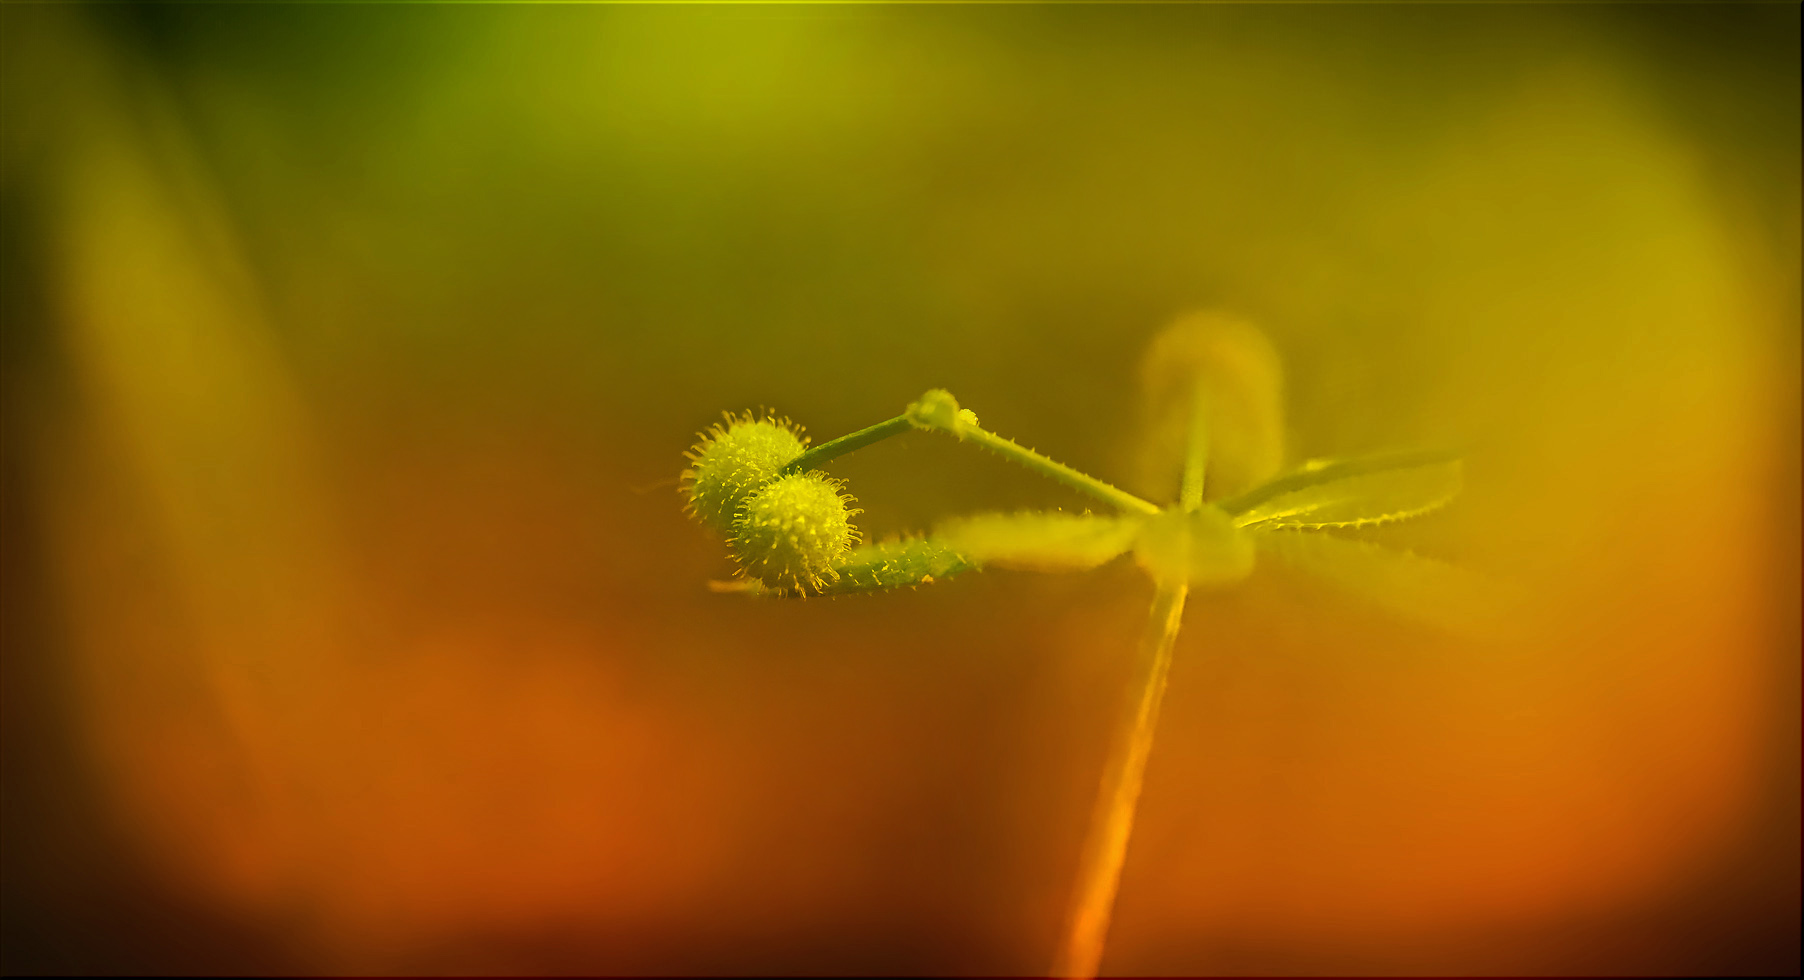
xmin=1132 ymin=506 xmax=1255 ymax=590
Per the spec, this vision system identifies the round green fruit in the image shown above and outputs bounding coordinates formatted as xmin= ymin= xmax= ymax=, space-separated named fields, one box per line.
xmin=731 ymin=472 xmax=861 ymax=596
xmin=681 ymin=412 xmax=807 ymax=533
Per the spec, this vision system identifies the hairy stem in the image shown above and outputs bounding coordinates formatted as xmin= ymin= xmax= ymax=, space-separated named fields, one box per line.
xmin=904 ymin=390 xmax=1159 ymax=516
xmin=955 ymin=424 xmax=1161 ymax=516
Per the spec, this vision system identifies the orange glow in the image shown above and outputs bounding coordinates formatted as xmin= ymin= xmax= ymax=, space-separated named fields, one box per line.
xmin=3 ymin=3 xmax=1795 ymax=975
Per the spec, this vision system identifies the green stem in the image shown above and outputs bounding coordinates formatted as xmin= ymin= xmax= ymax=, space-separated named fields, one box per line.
xmin=1055 ymin=377 xmax=1210 ymax=977
xmin=781 ymin=414 xmax=913 ymax=476
xmin=1179 ymin=383 xmax=1210 ymax=512
xmin=904 ymin=390 xmax=1159 ymax=516
xmin=782 ymin=390 xmax=1161 ymax=515
xmin=955 ymin=425 xmax=1160 ymax=516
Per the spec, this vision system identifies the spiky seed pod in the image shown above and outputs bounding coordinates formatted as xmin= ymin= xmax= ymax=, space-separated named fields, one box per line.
xmin=681 ymin=412 xmax=808 ymax=534
xmin=731 ymin=471 xmax=862 ymax=596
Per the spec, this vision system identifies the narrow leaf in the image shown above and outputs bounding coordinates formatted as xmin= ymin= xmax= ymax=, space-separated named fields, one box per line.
xmin=935 ymin=510 xmax=1140 ymax=572
xmin=1220 ymin=449 xmax=1462 ymax=530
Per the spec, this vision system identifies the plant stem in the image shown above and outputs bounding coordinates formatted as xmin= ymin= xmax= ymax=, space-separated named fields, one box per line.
xmin=1054 ymin=383 xmax=1209 ymax=978
xmin=1180 ymin=382 xmax=1210 ymax=512
xmin=953 ymin=424 xmax=1161 ymax=517
xmin=896 ymin=388 xmax=1160 ymax=515
xmin=781 ymin=414 xmax=913 ymax=476
xmin=1053 ymin=576 xmax=1188 ymax=979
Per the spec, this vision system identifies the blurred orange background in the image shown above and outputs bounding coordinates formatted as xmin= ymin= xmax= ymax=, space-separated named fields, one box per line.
xmin=2 ymin=4 xmax=1796 ymax=975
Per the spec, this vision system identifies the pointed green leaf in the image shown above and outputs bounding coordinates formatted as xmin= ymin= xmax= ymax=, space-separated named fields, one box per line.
xmin=1219 ymin=449 xmax=1462 ymax=530
xmin=935 ymin=510 xmax=1140 ymax=572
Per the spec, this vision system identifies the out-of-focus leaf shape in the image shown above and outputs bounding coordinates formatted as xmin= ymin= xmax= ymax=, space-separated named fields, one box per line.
xmin=935 ymin=511 xmax=1140 ymax=572
xmin=1218 ymin=449 xmax=1462 ymax=530
xmin=1254 ymin=528 xmax=1511 ymax=638
xmin=721 ymin=536 xmax=978 ymax=597
xmin=1135 ymin=313 xmax=1285 ymax=504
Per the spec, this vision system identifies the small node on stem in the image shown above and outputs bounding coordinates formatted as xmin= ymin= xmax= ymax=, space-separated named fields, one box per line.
xmin=906 ymin=389 xmax=966 ymax=436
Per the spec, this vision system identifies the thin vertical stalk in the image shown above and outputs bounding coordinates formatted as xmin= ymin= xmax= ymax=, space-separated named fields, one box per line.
xmin=1052 ymin=577 xmax=1188 ymax=979
xmin=1179 ymin=381 xmax=1210 ymax=512
xmin=1052 ymin=385 xmax=1210 ymax=978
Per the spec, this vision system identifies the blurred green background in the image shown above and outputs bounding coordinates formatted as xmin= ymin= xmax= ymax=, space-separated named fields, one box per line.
xmin=2 ymin=3 xmax=1797 ymax=975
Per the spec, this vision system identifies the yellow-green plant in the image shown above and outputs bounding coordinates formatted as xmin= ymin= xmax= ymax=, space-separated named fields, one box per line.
xmin=681 ymin=316 xmax=1471 ymax=977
